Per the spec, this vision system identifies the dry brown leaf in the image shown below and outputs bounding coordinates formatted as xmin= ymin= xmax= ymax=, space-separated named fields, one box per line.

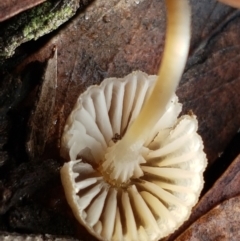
xmin=189 ymin=0 xmax=236 ymax=52
xmin=218 ymin=0 xmax=240 ymax=8
xmin=15 ymin=0 xmax=240 ymax=165
xmin=0 ymin=0 xmax=46 ymax=22
xmin=164 ymin=153 xmax=240 ymax=241
xmin=26 ymin=49 xmax=57 ymax=159
xmin=194 ymin=154 xmax=240 ymax=222
xmin=173 ymin=195 xmax=240 ymax=241
xmin=178 ymin=8 xmax=240 ymax=163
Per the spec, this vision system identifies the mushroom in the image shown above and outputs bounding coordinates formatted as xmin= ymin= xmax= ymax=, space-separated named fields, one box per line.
xmin=60 ymin=1 xmax=207 ymax=241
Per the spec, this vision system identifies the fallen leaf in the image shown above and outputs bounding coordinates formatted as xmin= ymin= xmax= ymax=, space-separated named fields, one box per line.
xmin=194 ymin=154 xmax=240 ymax=226
xmin=189 ymin=0 xmax=236 ymax=53
xmin=26 ymin=48 xmax=57 ymax=159
xmin=0 ymin=0 xmax=46 ymax=22
xmin=218 ymin=0 xmax=240 ymax=8
xmin=174 ymin=195 xmax=240 ymax=241
xmin=164 ymin=153 xmax=240 ymax=241
xmin=178 ymin=5 xmax=240 ymax=163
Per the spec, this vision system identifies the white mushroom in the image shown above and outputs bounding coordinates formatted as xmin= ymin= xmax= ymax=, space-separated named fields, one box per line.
xmin=60 ymin=1 xmax=207 ymax=241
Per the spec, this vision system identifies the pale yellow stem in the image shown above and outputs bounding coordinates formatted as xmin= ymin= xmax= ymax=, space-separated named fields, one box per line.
xmin=103 ymin=0 xmax=191 ymax=183
xmin=123 ymin=0 xmax=191 ymax=145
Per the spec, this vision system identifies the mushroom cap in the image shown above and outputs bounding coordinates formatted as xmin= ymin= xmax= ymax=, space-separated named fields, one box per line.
xmin=60 ymin=71 xmax=207 ymax=241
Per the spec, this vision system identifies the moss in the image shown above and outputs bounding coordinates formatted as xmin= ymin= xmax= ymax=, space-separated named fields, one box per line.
xmin=0 ymin=0 xmax=80 ymax=60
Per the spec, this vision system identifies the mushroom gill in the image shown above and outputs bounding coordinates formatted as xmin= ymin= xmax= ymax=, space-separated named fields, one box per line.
xmin=60 ymin=1 xmax=207 ymax=241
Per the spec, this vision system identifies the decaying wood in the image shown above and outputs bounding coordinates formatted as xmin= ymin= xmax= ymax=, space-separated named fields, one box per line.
xmin=0 ymin=232 xmax=79 ymax=241
xmin=0 ymin=159 xmax=60 ymax=214
xmin=0 ymin=0 xmax=83 ymax=60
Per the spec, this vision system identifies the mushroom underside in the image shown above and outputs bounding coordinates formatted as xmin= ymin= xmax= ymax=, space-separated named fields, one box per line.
xmin=60 ymin=71 xmax=207 ymax=241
